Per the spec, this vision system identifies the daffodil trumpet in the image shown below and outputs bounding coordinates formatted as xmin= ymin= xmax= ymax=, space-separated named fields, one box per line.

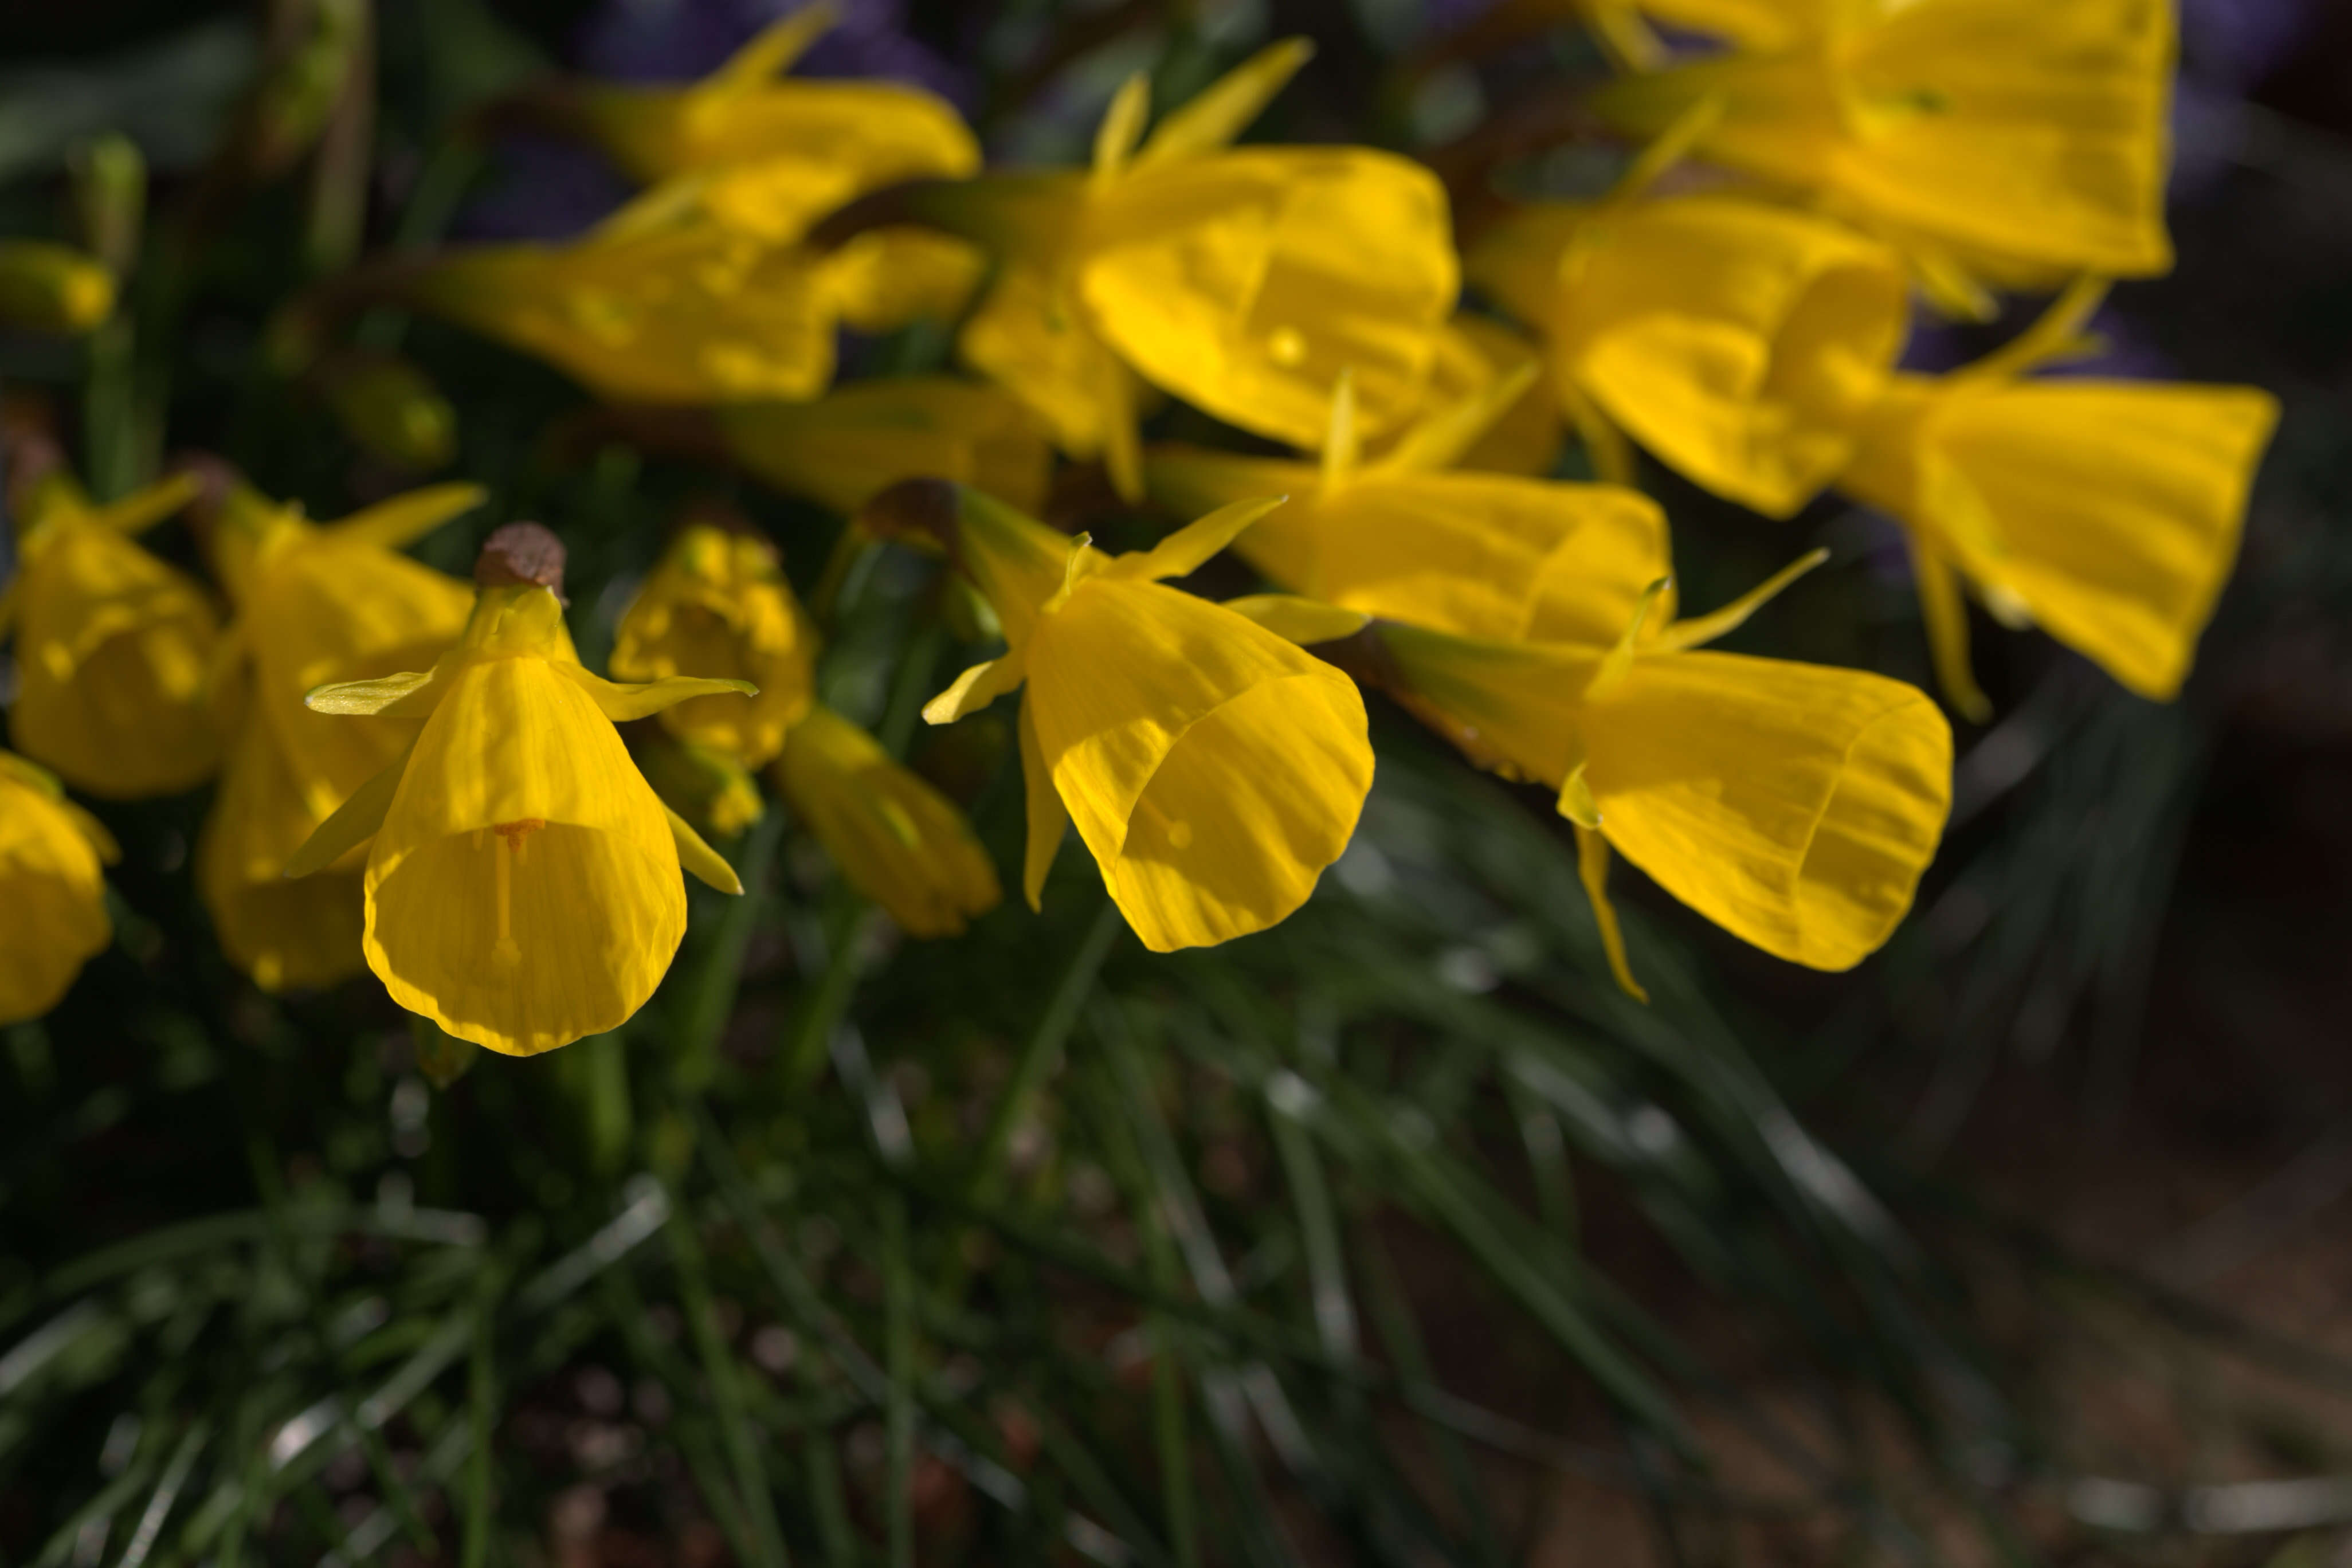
xmin=1 ymin=439 xmax=221 ymax=798
xmin=1839 ymin=280 xmax=2280 ymax=716
xmin=856 ymin=479 xmax=1374 ymax=952
xmin=1234 ymin=555 xmax=1953 ymax=994
xmin=1588 ymin=0 xmax=2177 ymax=311
xmin=1148 ymin=366 xmax=1671 ymax=647
xmin=815 ymin=39 xmax=1458 ymax=497
xmin=286 ymin=523 xmax=757 ymax=1056
xmin=0 ymin=750 xmax=120 ymax=1025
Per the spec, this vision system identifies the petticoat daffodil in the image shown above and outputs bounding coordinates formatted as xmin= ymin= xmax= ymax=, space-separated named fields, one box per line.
xmin=1148 ymin=369 xmax=1669 ymax=645
xmin=1469 ymin=191 xmax=1908 ymax=515
xmin=0 ymin=750 xmax=119 ymax=1024
xmin=285 ymin=524 xmax=755 ymax=1056
xmin=510 ymin=6 xmax=985 ymax=339
xmin=771 ymin=704 xmax=1002 ymax=939
xmin=880 ymin=38 xmax=1456 ymax=497
xmin=1238 ymin=560 xmax=1951 ymax=995
xmin=195 ymin=473 xmax=482 ymax=991
xmin=390 ymin=183 xmax=835 ymax=405
xmin=1589 ymin=0 xmax=2175 ymax=311
xmin=1839 ymin=282 xmax=2280 ymax=717
xmin=1 ymin=450 xmax=219 ymax=798
xmin=860 ymin=479 xmax=1373 ymax=952
xmin=610 ymin=522 xmax=818 ymax=770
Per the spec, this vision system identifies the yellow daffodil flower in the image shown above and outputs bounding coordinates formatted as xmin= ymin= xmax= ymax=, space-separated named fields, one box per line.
xmin=718 ymin=377 xmax=1052 ymax=518
xmin=1235 ymin=560 xmax=1951 ymax=993
xmin=858 ymin=480 xmax=1373 ymax=951
xmin=889 ymin=39 xmax=1456 ymax=496
xmin=527 ymin=6 xmax=976 ymax=198
xmin=0 ymin=241 xmax=115 ymax=335
xmin=1147 ymin=370 xmax=1668 ymax=646
xmin=1839 ymin=283 xmax=2280 ymax=716
xmin=504 ymin=7 xmax=986 ymax=341
xmin=0 ymin=750 xmax=118 ymax=1024
xmin=610 ymin=523 xmax=817 ymax=770
xmin=1471 ymin=193 xmax=1908 ymax=516
xmin=195 ymin=473 xmax=481 ymax=991
xmin=392 ymin=185 xmax=834 ymax=404
xmin=285 ymin=524 xmax=755 ymax=1056
xmin=1 ymin=454 xmax=220 ymax=798
xmin=1589 ymin=0 xmax=2175 ymax=309
xmin=771 ymin=703 xmax=1001 ymax=938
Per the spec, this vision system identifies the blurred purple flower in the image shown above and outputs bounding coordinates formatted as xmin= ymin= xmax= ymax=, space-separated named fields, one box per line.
xmin=578 ymin=0 xmax=971 ymax=108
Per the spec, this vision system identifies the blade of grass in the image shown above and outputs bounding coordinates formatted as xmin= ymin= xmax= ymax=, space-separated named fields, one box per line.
xmin=669 ymin=1191 xmax=793 ymax=1568
xmin=883 ymin=1192 xmax=917 ymax=1568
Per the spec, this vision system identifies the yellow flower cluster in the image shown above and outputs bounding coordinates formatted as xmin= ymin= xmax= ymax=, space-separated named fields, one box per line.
xmin=0 ymin=0 xmax=2279 ymax=1049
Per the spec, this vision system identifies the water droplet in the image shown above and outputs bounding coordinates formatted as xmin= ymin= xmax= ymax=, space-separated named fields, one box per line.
xmin=1267 ymin=327 xmax=1308 ymax=366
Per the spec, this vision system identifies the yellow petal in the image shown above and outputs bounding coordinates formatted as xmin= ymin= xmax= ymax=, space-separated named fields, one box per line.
xmin=1583 ymin=652 xmax=1953 ymax=971
xmin=960 ymin=264 xmax=1147 ymax=465
xmin=1107 ymin=496 xmax=1287 ymax=585
xmin=1082 ymin=147 xmax=1458 ymax=449
xmin=1574 ymin=826 xmax=1649 ymax=1004
xmin=559 ymin=664 xmax=757 ymax=722
xmin=667 ymin=805 xmax=744 ymax=895
xmin=250 ymin=540 xmax=475 ymax=817
xmin=1133 ymin=38 xmax=1315 ymax=168
xmin=1093 ymin=73 xmax=1153 ymax=183
xmin=1479 ymin=195 xmax=1908 ymax=518
xmin=1148 ymin=446 xmax=1670 ymax=647
xmin=1590 ymin=0 xmax=2174 ymax=282
xmin=0 ymin=760 xmax=113 ymax=1023
xmin=364 ymin=657 xmax=686 ymax=1056
xmin=324 ymin=483 xmax=487 ymax=553
xmin=404 ymin=218 xmax=834 ymax=404
xmin=9 ymin=523 xmax=222 ymax=798
xmin=307 ymin=670 xmax=440 ymax=716
xmin=1848 ymin=375 xmax=2277 ymax=702
xmin=773 ymin=705 xmax=1001 ymax=937
xmin=722 ymin=376 xmax=1050 ymax=519
xmin=1217 ymin=595 xmax=1371 ymax=648
xmin=286 ymin=734 xmax=415 ymax=879
xmin=1026 ymin=577 xmax=1373 ymax=951
xmin=1656 ymin=548 xmax=1829 ymax=653
xmin=1018 ymin=694 xmax=1069 ymax=913
xmin=925 ymin=649 xmax=1028 ymax=725
xmin=92 ymin=472 xmax=202 ymax=538
xmin=198 ymin=717 xmax=368 ymax=992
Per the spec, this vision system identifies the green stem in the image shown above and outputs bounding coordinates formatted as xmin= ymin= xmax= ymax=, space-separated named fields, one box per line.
xmin=782 ymin=892 xmax=868 ymax=1091
xmin=965 ymin=897 xmax=1122 ymax=1209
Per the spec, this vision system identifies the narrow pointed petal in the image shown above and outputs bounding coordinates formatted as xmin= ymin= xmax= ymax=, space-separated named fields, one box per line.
xmin=1218 ymin=595 xmax=1370 ymax=648
xmin=556 ymin=663 xmax=756 ymax=722
xmin=1108 ymin=497 xmax=1287 ymax=585
xmin=668 ymin=806 xmax=744 ymax=894
xmin=93 ymin=472 xmax=201 ymax=537
xmin=1574 ymin=826 xmax=1649 ymax=1004
xmin=1135 ymin=38 xmax=1315 ymax=168
xmin=1019 ymin=696 xmax=1068 ymax=913
xmin=1374 ymin=358 xmax=1540 ymax=477
xmin=1910 ymin=544 xmax=1992 ymax=723
xmin=286 ymin=736 xmax=415 ymax=879
xmin=925 ymin=651 xmax=1026 ymax=725
xmin=711 ymin=2 xmax=836 ymax=89
xmin=324 ymin=483 xmax=487 ymax=553
xmin=1321 ymin=370 xmax=1359 ymax=491
xmin=1093 ymin=73 xmax=1153 ymax=182
xmin=306 ymin=669 xmax=441 ymax=716
xmin=1657 ymin=548 xmax=1830 ymax=652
